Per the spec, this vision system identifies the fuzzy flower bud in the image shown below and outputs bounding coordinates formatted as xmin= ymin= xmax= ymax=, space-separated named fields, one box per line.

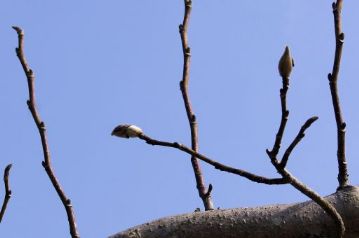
xmin=111 ymin=124 xmax=143 ymax=138
xmin=278 ymin=46 xmax=294 ymax=78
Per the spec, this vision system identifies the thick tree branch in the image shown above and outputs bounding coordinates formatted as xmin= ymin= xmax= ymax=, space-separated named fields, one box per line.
xmin=137 ymin=134 xmax=288 ymax=185
xmin=12 ymin=26 xmax=80 ymax=238
xmin=0 ymin=164 xmax=12 ymax=223
xmin=178 ymin=0 xmax=214 ymax=210
xmin=110 ymin=186 xmax=358 ymax=238
xmin=328 ymin=0 xmax=349 ymax=189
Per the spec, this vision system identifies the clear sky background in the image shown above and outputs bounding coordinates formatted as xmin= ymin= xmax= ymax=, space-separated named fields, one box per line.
xmin=0 ymin=1 xmax=359 ymax=237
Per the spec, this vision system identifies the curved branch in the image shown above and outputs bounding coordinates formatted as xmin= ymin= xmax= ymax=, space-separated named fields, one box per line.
xmin=137 ymin=134 xmax=288 ymax=185
xmin=111 ymin=186 xmax=358 ymax=238
xmin=12 ymin=26 xmax=80 ymax=238
xmin=179 ymin=0 xmax=214 ymax=210
xmin=328 ymin=0 xmax=349 ymax=189
xmin=280 ymin=116 xmax=318 ymax=168
xmin=284 ymin=170 xmax=345 ymax=238
xmin=0 ymin=164 xmax=12 ymax=223
xmin=266 ymin=117 xmax=345 ymax=237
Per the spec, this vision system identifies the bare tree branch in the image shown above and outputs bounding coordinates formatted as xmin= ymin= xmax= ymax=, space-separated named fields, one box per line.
xmin=328 ymin=0 xmax=349 ymax=189
xmin=0 ymin=164 xmax=12 ymax=223
xmin=268 ymin=77 xmax=290 ymax=158
xmin=12 ymin=26 xmax=80 ymax=238
xmin=280 ymin=116 xmax=318 ymax=168
xmin=137 ymin=134 xmax=288 ymax=185
xmin=265 ymin=50 xmax=345 ymax=237
xmin=266 ymin=118 xmax=346 ymax=237
xmin=285 ymin=170 xmax=345 ymax=238
xmin=178 ymin=0 xmax=214 ymax=210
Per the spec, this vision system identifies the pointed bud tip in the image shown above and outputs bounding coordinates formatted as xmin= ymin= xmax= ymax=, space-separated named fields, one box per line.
xmin=278 ymin=45 xmax=293 ymax=78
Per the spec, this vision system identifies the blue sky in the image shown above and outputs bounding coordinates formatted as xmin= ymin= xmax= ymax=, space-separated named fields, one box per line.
xmin=1 ymin=1 xmax=359 ymax=237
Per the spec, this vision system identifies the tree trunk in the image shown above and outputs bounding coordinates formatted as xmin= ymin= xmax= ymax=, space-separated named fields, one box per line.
xmin=110 ymin=186 xmax=359 ymax=238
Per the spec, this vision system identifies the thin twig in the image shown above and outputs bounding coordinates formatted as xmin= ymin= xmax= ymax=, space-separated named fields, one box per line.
xmin=13 ymin=26 xmax=80 ymax=238
xmin=179 ymin=0 xmax=214 ymax=210
xmin=268 ymin=77 xmax=289 ymax=158
xmin=328 ymin=0 xmax=349 ymax=189
xmin=267 ymin=117 xmax=345 ymax=238
xmin=0 ymin=164 xmax=12 ymax=223
xmin=280 ymin=116 xmax=318 ymax=168
xmin=138 ymin=134 xmax=288 ymax=185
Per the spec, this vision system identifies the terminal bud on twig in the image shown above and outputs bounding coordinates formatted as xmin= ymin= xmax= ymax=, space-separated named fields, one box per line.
xmin=278 ymin=46 xmax=294 ymax=78
xmin=111 ymin=124 xmax=143 ymax=138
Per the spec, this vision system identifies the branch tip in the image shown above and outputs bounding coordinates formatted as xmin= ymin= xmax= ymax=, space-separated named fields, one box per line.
xmin=340 ymin=122 xmax=346 ymax=129
xmin=0 ymin=164 xmax=13 ymax=223
xmin=339 ymin=32 xmax=345 ymax=40
xmin=12 ymin=26 xmax=23 ymax=34
xmin=4 ymin=164 xmax=12 ymax=175
xmin=205 ymin=184 xmax=213 ymax=197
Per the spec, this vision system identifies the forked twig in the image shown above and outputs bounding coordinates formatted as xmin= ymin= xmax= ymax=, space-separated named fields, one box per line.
xmin=266 ymin=52 xmax=345 ymax=237
xmin=328 ymin=0 xmax=349 ymax=189
xmin=0 ymin=164 xmax=12 ymax=223
xmin=179 ymin=0 xmax=214 ymax=210
xmin=13 ymin=26 xmax=80 ymax=238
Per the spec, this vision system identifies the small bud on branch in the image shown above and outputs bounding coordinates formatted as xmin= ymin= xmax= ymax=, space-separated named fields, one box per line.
xmin=111 ymin=124 xmax=143 ymax=138
xmin=278 ymin=46 xmax=294 ymax=78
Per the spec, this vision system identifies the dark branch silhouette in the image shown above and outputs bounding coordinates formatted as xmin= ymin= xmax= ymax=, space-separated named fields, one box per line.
xmin=12 ymin=26 xmax=80 ymax=238
xmin=328 ymin=0 xmax=349 ymax=189
xmin=265 ymin=48 xmax=345 ymax=237
xmin=268 ymin=77 xmax=290 ymax=157
xmin=178 ymin=0 xmax=214 ymax=210
xmin=0 ymin=164 xmax=12 ymax=223
xmin=280 ymin=116 xmax=318 ymax=168
xmin=137 ymin=133 xmax=288 ymax=185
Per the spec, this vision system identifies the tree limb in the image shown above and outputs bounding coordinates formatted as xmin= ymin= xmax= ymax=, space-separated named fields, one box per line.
xmin=110 ymin=186 xmax=358 ymax=238
xmin=179 ymin=0 xmax=214 ymax=210
xmin=268 ymin=77 xmax=290 ymax=158
xmin=138 ymin=134 xmax=288 ymax=185
xmin=280 ymin=116 xmax=318 ymax=168
xmin=266 ymin=54 xmax=345 ymax=236
xmin=0 ymin=164 xmax=12 ymax=223
xmin=12 ymin=26 xmax=80 ymax=238
xmin=328 ymin=0 xmax=349 ymax=189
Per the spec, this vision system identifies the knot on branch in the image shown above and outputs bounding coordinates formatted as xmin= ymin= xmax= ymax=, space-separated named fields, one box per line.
xmin=185 ymin=0 xmax=192 ymax=8
xmin=41 ymin=161 xmax=49 ymax=169
xmin=40 ymin=122 xmax=46 ymax=130
xmin=339 ymin=33 xmax=345 ymax=42
xmin=185 ymin=47 xmax=191 ymax=56
xmin=340 ymin=122 xmax=346 ymax=130
xmin=204 ymin=184 xmax=213 ymax=198
xmin=12 ymin=26 xmax=23 ymax=35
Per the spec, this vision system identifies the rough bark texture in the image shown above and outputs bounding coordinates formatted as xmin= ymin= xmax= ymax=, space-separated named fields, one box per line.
xmin=110 ymin=186 xmax=359 ymax=238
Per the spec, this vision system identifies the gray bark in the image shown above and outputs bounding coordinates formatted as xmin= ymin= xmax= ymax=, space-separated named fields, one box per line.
xmin=110 ymin=186 xmax=359 ymax=238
